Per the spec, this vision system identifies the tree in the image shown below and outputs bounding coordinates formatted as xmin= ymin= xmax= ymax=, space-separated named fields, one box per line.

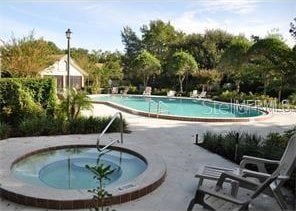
xmin=1 ymin=32 xmax=59 ymax=77
xmin=247 ymin=37 xmax=291 ymax=101
xmin=141 ymin=20 xmax=179 ymax=60
xmin=121 ymin=26 xmax=143 ymax=76
xmin=289 ymin=17 xmax=296 ymax=40
xmin=133 ymin=50 xmax=161 ymax=88
xmin=60 ymin=88 xmax=93 ymax=119
xmin=169 ymin=51 xmax=198 ymax=92
xmin=169 ymin=30 xmax=233 ymax=70
xmin=218 ymin=36 xmax=252 ymax=92
xmin=193 ymin=69 xmax=222 ymax=92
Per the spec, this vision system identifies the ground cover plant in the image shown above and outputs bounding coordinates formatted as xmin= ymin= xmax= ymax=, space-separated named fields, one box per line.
xmin=200 ymin=128 xmax=296 ymax=194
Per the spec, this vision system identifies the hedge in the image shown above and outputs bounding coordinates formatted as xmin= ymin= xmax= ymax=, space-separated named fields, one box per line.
xmin=200 ymin=129 xmax=296 ymax=194
xmin=0 ymin=78 xmax=58 ymax=124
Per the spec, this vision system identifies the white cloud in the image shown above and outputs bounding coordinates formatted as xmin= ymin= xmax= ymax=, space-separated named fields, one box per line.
xmin=0 ymin=17 xmax=65 ymax=48
xmin=170 ymin=10 xmax=294 ymax=47
xmin=199 ymin=0 xmax=259 ymax=14
xmin=171 ymin=11 xmax=220 ymax=34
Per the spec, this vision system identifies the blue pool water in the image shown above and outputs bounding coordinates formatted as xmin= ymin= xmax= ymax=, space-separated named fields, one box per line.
xmin=92 ymin=95 xmax=263 ymax=118
xmin=12 ymin=147 xmax=147 ymax=190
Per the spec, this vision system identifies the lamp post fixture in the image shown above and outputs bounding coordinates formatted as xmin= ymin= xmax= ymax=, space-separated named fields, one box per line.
xmin=65 ymin=28 xmax=72 ymax=90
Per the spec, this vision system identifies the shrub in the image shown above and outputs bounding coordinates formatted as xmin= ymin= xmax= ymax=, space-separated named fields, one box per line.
xmin=0 ymin=78 xmax=58 ymax=124
xmin=200 ymin=129 xmax=296 ymax=193
xmin=217 ymin=90 xmax=276 ymax=104
xmin=68 ymin=116 xmax=127 ymax=134
xmin=288 ymin=93 xmax=296 ymax=105
xmin=59 ymin=89 xmax=93 ymax=120
xmin=202 ymin=131 xmax=262 ymax=161
xmin=19 ymin=116 xmax=66 ymax=136
xmin=152 ymin=88 xmax=170 ymax=96
xmin=0 ymin=122 xmax=11 ymax=140
xmin=18 ymin=115 xmax=127 ymax=137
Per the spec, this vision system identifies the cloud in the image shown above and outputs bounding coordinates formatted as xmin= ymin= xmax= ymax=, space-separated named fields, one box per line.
xmin=0 ymin=17 xmax=65 ymax=48
xmin=170 ymin=10 xmax=294 ymax=47
xmin=171 ymin=11 xmax=220 ymax=34
xmin=198 ymin=0 xmax=259 ymax=14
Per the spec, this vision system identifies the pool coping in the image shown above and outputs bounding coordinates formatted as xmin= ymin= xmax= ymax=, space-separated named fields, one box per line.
xmin=0 ymin=140 xmax=166 ymax=209
xmin=90 ymin=94 xmax=270 ymax=122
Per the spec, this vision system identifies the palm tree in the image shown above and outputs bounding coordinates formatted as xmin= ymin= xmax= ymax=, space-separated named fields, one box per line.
xmin=61 ymin=88 xmax=93 ymax=119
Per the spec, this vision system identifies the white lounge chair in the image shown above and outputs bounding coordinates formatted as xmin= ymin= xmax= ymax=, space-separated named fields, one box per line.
xmin=198 ymin=91 xmax=207 ymax=98
xmin=122 ymin=86 xmax=129 ymax=95
xmin=188 ymin=133 xmax=296 ymax=211
xmin=167 ymin=90 xmax=176 ymax=97
xmin=190 ymin=90 xmax=199 ymax=98
xmin=143 ymin=86 xmax=152 ymax=96
xmin=111 ymin=87 xmax=118 ymax=94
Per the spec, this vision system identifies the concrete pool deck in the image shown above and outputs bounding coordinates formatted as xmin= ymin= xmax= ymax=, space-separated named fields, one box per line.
xmin=1 ymin=104 xmax=296 ymax=211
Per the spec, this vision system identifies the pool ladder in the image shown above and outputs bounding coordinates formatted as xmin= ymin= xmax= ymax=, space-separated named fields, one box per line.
xmin=148 ymin=99 xmax=169 ymax=117
xmin=96 ymin=112 xmax=123 ymax=152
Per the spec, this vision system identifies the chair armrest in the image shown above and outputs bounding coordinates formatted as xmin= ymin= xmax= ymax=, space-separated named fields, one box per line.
xmin=216 ymin=172 xmax=259 ymax=190
xmin=240 ymin=156 xmax=280 ymax=173
xmin=242 ymin=169 xmax=271 ymax=179
xmin=197 ymin=186 xmax=248 ymax=205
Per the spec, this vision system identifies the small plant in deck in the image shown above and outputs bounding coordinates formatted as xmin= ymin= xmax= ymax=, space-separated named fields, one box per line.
xmin=85 ymin=163 xmax=116 ymax=211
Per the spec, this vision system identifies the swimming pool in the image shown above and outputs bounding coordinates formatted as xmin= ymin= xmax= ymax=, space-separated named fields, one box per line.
xmin=12 ymin=147 xmax=147 ymax=190
xmin=91 ymin=95 xmax=267 ymax=122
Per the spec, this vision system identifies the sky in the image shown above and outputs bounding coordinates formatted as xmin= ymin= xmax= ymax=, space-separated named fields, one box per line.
xmin=0 ymin=0 xmax=295 ymax=52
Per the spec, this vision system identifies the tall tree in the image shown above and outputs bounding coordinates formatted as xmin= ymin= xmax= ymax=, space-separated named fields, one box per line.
xmin=133 ymin=50 xmax=161 ymax=88
xmin=169 ymin=51 xmax=198 ymax=92
xmin=289 ymin=17 xmax=296 ymax=40
xmin=141 ymin=20 xmax=179 ymax=60
xmin=121 ymin=26 xmax=143 ymax=76
xmin=1 ymin=32 xmax=59 ymax=77
xmin=247 ymin=37 xmax=291 ymax=101
xmin=218 ymin=36 xmax=252 ymax=92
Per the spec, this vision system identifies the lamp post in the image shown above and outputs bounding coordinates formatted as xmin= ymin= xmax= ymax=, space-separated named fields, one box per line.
xmin=65 ymin=28 xmax=72 ymax=90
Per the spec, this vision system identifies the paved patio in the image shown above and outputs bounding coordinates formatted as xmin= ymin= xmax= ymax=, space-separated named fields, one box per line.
xmin=1 ymin=104 xmax=296 ymax=211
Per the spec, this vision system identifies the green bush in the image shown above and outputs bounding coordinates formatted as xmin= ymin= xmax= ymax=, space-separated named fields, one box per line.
xmin=201 ymin=129 xmax=296 ymax=193
xmin=18 ymin=115 xmax=127 ymax=137
xmin=68 ymin=116 xmax=127 ymax=134
xmin=0 ymin=122 xmax=11 ymax=140
xmin=202 ymin=131 xmax=262 ymax=161
xmin=19 ymin=116 xmax=66 ymax=136
xmin=152 ymin=88 xmax=170 ymax=96
xmin=0 ymin=78 xmax=58 ymax=124
xmin=217 ymin=90 xmax=276 ymax=104
xmin=288 ymin=93 xmax=296 ymax=105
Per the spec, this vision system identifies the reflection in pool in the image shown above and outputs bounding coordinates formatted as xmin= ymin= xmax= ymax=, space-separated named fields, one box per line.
xmin=12 ymin=147 xmax=147 ymax=190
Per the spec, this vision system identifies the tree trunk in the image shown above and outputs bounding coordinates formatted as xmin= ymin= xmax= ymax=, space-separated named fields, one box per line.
xmin=278 ymin=74 xmax=283 ymax=102
xmin=235 ymin=80 xmax=240 ymax=93
xmin=143 ymin=75 xmax=147 ymax=88
xmin=263 ymin=73 xmax=267 ymax=95
xmin=179 ymin=75 xmax=185 ymax=93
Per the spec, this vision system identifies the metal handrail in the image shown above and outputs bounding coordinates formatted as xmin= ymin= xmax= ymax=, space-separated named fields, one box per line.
xmin=157 ymin=100 xmax=169 ymax=114
xmin=148 ymin=99 xmax=158 ymax=116
xmin=148 ymin=99 xmax=169 ymax=117
xmin=97 ymin=112 xmax=123 ymax=152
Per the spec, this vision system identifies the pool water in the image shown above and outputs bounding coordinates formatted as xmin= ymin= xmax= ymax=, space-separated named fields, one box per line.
xmin=92 ymin=95 xmax=263 ymax=118
xmin=11 ymin=147 xmax=147 ymax=190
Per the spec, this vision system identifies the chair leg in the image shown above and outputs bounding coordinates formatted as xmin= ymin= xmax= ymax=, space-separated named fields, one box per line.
xmin=272 ymin=189 xmax=288 ymax=211
xmin=187 ymin=198 xmax=196 ymax=211
xmin=187 ymin=189 xmax=214 ymax=211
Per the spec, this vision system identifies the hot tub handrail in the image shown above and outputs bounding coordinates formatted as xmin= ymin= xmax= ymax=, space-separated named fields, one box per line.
xmin=97 ymin=112 xmax=123 ymax=152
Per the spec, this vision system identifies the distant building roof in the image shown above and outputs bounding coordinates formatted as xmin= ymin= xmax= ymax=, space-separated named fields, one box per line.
xmin=40 ymin=54 xmax=88 ymax=76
